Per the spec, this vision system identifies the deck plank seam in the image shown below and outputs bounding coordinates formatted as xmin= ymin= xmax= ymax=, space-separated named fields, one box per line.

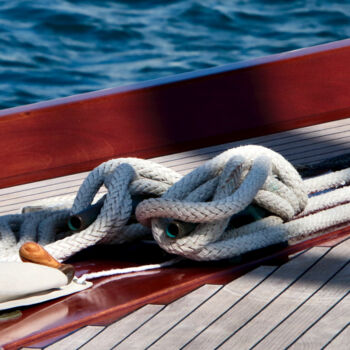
xmin=178 ymin=265 xmax=281 ymax=350
xmin=0 ymin=177 xmax=85 ymax=198
xmin=160 ymin=144 xmax=348 ymax=173
xmin=75 ymin=304 xmax=167 ymax=350
xmin=64 ymin=325 xmax=107 ymax=350
xmin=0 ymin=183 xmax=83 ymax=204
xmin=0 ymin=191 xmax=77 ymax=211
xmin=168 ymin=141 xmax=350 ymax=173
xmin=169 ymin=132 xmax=350 ymax=171
xmin=97 ymin=304 xmax=168 ymax=350
xmin=39 ymin=326 xmax=89 ymax=350
xmin=288 ymin=146 xmax=350 ymax=164
xmin=153 ymin=124 xmax=350 ymax=163
xmin=322 ymin=322 xmax=350 ymax=349
xmin=4 ymin=140 xmax=350 ymax=215
xmin=144 ymin=284 xmax=227 ymax=349
xmin=111 ymin=285 xmax=222 ymax=349
xmin=0 ymin=189 xmax=108 ymax=215
xmin=43 ymin=325 xmax=105 ymax=350
xmin=0 ymin=187 xmax=106 ymax=208
xmin=267 ymin=139 xmax=350 ymax=159
xmin=72 ymin=326 xmax=105 ymax=350
xmin=214 ymin=248 xmax=332 ymax=349
xmin=249 ymin=248 xmax=350 ymax=349
xmin=153 ymin=118 xmax=350 ymax=164
xmin=286 ymin=290 xmax=350 ymax=350
xmin=331 ymin=236 xmax=350 ymax=248
xmin=0 ymin=174 xmax=88 ymax=196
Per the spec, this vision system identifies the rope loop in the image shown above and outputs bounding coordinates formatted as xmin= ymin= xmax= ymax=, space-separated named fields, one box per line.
xmin=137 ymin=145 xmax=308 ymax=260
xmin=5 ymin=144 xmax=350 ymax=263
xmin=44 ymin=158 xmax=181 ymax=261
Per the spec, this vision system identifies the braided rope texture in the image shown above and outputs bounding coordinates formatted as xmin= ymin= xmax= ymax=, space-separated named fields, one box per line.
xmin=1 ymin=145 xmax=350 ymax=262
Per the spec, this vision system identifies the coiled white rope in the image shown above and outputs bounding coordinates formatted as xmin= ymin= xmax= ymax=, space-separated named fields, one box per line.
xmin=1 ymin=145 xmax=350 ymax=264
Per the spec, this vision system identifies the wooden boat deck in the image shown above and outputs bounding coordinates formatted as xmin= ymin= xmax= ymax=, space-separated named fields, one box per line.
xmin=1 ymin=118 xmax=350 ymax=349
xmin=19 ymin=237 xmax=350 ymax=350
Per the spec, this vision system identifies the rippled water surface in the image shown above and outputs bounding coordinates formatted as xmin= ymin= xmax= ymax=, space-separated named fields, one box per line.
xmin=1 ymin=0 xmax=350 ymax=110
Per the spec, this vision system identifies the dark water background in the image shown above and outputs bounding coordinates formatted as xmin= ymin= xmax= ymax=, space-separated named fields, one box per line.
xmin=1 ymin=0 xmax=350 ymax=110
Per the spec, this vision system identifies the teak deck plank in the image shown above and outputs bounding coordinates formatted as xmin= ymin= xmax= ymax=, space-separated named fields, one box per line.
xmin=148 ymin=266 xmax=276 ymax=349
xmin=113 ymin=284 xmax=221 ymax=350
xmin=290 ymin=293 xmax=350 ymax=349
xmin=325 ymin=324 xmax=350 ymax=349
xmin=182 ymin=248 xmax=326 ymax=350
xmin=254 ymin=241 xmax=350 ymax=349
xmin=45 ymin=326 xmax=104 ymax=350
xmin=14 ymin=241 xmax=349 ymax=350
xmin=79 ymin=305 xmax=164 ymax=350
xmin=219 ymin=238 xmax=350 ymax=349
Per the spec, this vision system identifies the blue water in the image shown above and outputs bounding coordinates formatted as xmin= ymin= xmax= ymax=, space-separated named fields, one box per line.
xmin=1 ymin=0 xmax=350 ymax=110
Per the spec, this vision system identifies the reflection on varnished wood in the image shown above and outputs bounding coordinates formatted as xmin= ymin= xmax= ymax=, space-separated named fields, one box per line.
xmin=19 ymin=237 xmax=350 ymax=350
xmin=1 ymin=226 xmax=349 ymax=349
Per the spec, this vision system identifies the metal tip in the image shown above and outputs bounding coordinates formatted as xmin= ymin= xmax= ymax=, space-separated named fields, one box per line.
xmin=166 ymin=220 xmax=197 ymax=239
xmin=166 ymin=223 xmax=179 ymax=238
xmin=67 ymin=216 xmax=82 ymax=231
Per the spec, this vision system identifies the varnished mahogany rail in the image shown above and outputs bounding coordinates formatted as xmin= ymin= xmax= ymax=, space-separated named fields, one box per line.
xmin=2 ymin=39 xmax=350 ymax=188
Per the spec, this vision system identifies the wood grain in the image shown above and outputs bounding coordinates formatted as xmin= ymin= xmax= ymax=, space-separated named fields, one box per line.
xmin=45 ymin=326 xmax=103 ymax=350
xmin=325 ymin=324 xmax=350 ymax=349
xmin=183 ymin=247 xmax=327 ymax=350
xmin=148 ymin=266 xmax=276 ymax=350
xmin=79 ymin=305 xmax=164 ymax=350
xmin=2 ymin=40 xmax=350 ymax=188
xmin=115 ymin=284 xmax=221 ymax=349
xmin=219 ymin=238 xmax=350 ymax=349
xmin=290 ymin=293 xmax=350 ymax=349
xmin=254 ymin=241 xmax=350 ymax=349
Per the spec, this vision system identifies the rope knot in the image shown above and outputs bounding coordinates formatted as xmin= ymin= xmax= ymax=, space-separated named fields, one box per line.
xmin=0 ymin=145 xmax=312 ymax=262
xmin=136 ymin=145 xmax=308 ymax=260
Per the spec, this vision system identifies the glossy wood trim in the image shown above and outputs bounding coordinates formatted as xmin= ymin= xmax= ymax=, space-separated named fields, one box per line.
xmin=2 ymin=39 xmax=350 ymax=188
xmin=1 ymin=226 xmax=349 ymax=350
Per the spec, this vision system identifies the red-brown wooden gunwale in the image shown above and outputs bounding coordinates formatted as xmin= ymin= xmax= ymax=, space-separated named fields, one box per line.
xmin=2 ymin=39 xmax=350 ymax=188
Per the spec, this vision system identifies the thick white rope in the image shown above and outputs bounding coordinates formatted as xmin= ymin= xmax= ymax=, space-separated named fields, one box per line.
xmin=136 ymin=145 xmax=308 ymax=260
xmin=1 ymin=145 xmax=350 ymax=264
xmin=0 ymin=158 xmax=180 ymax=262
